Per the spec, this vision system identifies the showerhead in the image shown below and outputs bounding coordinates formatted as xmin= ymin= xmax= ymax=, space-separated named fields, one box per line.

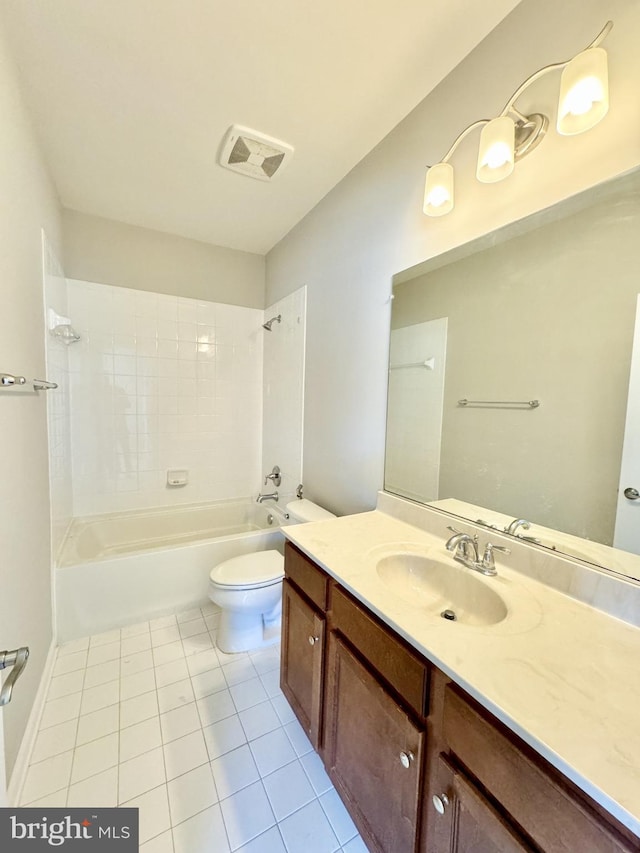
xmin=262 ymin=314 xmax=282 ymax=331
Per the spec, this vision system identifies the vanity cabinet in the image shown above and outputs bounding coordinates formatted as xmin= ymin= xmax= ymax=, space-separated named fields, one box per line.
xmin=281 ymin=542 xmax=639 ymax=853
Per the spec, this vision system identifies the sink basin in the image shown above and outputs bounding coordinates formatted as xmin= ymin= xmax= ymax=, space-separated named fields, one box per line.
xmin=376 ymin=552 xmax=508 ymax=626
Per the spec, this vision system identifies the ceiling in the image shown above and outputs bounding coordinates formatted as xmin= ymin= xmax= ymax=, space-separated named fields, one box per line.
xmin=1 ymin=0 xmax=522 ymax=255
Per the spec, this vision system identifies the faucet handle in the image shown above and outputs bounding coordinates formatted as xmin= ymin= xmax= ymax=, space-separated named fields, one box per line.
xmin=480 ymin=542 xmax=511 ymax=574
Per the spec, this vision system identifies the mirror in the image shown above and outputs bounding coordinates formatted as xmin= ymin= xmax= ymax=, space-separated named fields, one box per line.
xmin=386 ymin=167 xmax=640 ymax=581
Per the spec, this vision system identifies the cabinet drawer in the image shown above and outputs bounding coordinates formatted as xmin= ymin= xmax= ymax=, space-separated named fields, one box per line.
xmin=443 ymin=685 xmax=633 ymax=853
xmin=284 ymin=542 xmax=329 ymax=611
xmin=331 ymin=585 xmax=429 ymax=718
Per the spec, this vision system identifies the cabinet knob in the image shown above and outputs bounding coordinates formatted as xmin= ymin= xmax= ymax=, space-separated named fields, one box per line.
xmin=432 ymin=793 xmax=450 ymax=815
xmin=399 ymin=750 xmax=414 ymax=769
xmin=308 ymin=636 xmax=320 ymax=646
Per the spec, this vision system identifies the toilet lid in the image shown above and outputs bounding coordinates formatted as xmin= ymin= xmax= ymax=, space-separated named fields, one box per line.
xmin=210 ymin=550 xmax=284 ymax=588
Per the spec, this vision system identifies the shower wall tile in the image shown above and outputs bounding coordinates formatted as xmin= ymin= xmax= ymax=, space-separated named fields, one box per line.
xmin=68 ymin=281 xmax=263 ymax=516
xmin=262 ymin=287 xmax=306 ymax=505
xmin=43 ymin=233 xmax=74 ymax=561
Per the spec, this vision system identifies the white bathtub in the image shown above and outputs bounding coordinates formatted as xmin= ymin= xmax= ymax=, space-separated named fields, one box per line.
xmin=55 ymin=498 xmax=286 ymax=642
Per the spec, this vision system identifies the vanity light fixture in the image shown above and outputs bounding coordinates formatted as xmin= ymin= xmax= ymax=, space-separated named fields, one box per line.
xmin=423 ymin=21 xmax=612 ymax=217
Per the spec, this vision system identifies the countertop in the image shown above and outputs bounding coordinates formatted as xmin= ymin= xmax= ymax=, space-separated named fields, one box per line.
xmin=282 ymin=506 xmax=640 ymax=838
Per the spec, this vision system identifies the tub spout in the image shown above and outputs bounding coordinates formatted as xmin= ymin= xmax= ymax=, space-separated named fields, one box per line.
xmin=257 ymin=491 xmax=278 ymax=503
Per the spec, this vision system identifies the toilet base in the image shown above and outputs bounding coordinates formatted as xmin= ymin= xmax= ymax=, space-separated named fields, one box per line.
xmin=215 ymin=608 xmax=282 ymax=654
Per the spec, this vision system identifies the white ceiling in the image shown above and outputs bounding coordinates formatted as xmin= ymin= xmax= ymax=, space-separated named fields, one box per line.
xmin=2 ymin=0 xmax=522 ymax=254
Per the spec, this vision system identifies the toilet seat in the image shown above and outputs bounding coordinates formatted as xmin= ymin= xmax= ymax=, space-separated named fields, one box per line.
xmin=210 ymin=550 xmax=284 ymax=590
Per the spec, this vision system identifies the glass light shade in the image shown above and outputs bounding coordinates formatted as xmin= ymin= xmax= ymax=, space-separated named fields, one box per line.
xmin=476 ymin=117 xmax=515 ymax=183
xmin=557 ymin=47 xmax=609 ymax=135
xmin=423 ymin=162 xmax=454 ymax=217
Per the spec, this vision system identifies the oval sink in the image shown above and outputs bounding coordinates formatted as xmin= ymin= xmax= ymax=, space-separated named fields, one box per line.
xmin=376 ymin=552 xmax=508 ymax=626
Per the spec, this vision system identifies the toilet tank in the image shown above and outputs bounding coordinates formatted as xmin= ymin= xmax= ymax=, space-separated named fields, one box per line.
xmin=285 ymin=498 xmax=335 ymax=524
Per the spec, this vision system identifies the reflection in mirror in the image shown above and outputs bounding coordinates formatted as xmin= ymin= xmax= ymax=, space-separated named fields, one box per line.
xmin=386 ymin=167 xmax=640 ymax=580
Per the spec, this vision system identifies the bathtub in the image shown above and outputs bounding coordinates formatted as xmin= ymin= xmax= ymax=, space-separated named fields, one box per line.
xmin=55 ymin=498 xmax=286 ymax=642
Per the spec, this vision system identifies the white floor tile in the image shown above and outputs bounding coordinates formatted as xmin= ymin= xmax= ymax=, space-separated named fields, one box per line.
xmin=238 ymin=701 xmax=282 ymax=743
xmin=140 ymin=829 xmax=174 ymax=853
xmin=230 ymin=677 xmax=269 ymax=712
xmin=155 ymin=658 xmax=189 ymax=688
xmin=119 ymin=746 xmax=166 ymax=803
xmin=121 ymin=620 xmax=150 ymax=639
xmin=215 ymin=648 xmax=247 ymax=666
xmin=236 ymin=826 xmax=286 ymax=853
xmin=163 ymin=730 xmax=209 ymax=780
xmin=67 ymin=766 xmax=118 ymax=807
xmin=21 ymin=751 xmax=74 ymax=804
xmin=47 ymin=670 xmax=85 ymax=700
xmin=341 ymin=836 xmax=368 ymax=853
xmin=319 ymin=789 xmax=358 ymax=846
xmin=160 ymin=702 xmax=202 ymax=744
xmin=157 ymin=678 xmax=194 ymax=713
xmin=179 ymin=617 xmax=207 ymax=638
xmin=186 ymin=648 xmax=220 ymax=677
xmin=300 ymin=752 xmax=333 ymax=796
xmin=219 ymin=780 xmax=276 ymax=850
xmin=223 ymin=658 xmax=259 ymax=687
xmin=283 ymin=719 xmax=313 ymax=757
xmin=153 ymin=641 xmax=185 ymax=666
xmin=81 ymin=680 xmax=120 ymax=715
xmin=122 ymin=784 xmax=172 ymax=845
xmin=122 ymin=634 xmax=152 ymax=656
xmin=87 ymin=641 xmax=121 ymax=667
xmin=121 ymin=667 xmax=156 ymax=700
xmin=262 ymin=760 xmax=316 ymax=821
xmin=121 ymin=691 xmax=159 ymax=728
xmin=197 ymin=689 xmax=236 ymax=727
xmin=259 ymin=669 xmax=283 ymax=699
xmin=152 ymin=626 xmax=182 ymax=648
xmin=90 ymin=628 xmax=121 ymax=647
xmin=191 ymin=666 xmax=227 ymax=699
xmin=270 ymin=695 xmax=297 ymax=726
xmin=76 ymin=704 xmax=120 ymax=746
xmin=57 ymin=637 xmax=90 ymax=657
xmin=172 ymin=804 xmax=229 ymax=853
xmin=201 ymin=602 xmax=220 ymax=616
xmin=249 ymin=729 xmax=296 ymax=777
xmin=53 ymin=650 xmax=87 ymax=676
xmin=182 ymin=632 xmax=213 ymax=657
xmin=249 ymin=648 xmax=281 ymax=676
xmin=84 ymin=659 xmax=121 ymax=689
xmin=203 ymin=715 xmax=247 ymax=761
xmin=40 ymin=693 xmax=82 ymax=729
xmin=278 ymin=799 xmax=340 ymax=853
xmin=21 ymin=788 xmax=69 ymax=807
xmin=211 ymin=744 xmax=260 ymax=799
xmin=150 ymin=614 xmax=177 ymax=631
xmin=71 ymin=732 xmax=119 ymax=784
xmin=177 ymin=606 xmax=205 ymax=624
xmin=31 ymin=720 xmax=77 ymax=763
xmin=167 ymin=763 xmax=218 ymax=825
xmin=121 ymin=649 xmax=154 ymax=677
xmin=120 ymin=717 xmax=162 ymax=762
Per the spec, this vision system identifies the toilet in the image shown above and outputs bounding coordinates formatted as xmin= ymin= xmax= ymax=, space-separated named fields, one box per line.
xmin=208 ymin=498 xmax=335 ymax=653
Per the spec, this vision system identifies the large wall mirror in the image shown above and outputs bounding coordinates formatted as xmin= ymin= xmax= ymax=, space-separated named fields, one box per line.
xmin=386 ymin=167 xmax=640 ymax=581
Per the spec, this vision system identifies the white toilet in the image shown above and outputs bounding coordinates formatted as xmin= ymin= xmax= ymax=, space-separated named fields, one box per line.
xmin=208 ymin=498 xmax=335 ymax=653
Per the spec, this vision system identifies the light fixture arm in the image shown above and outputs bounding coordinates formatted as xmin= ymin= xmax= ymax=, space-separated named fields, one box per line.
xmin=437 ymin=119 xmax=490 ymax=166
xmin=499 ymin=20 xmax=612 ymax=118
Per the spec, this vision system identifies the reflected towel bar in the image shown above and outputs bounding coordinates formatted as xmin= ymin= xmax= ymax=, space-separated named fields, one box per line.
xmin=458 ymin=398 xmax=540 ymax=408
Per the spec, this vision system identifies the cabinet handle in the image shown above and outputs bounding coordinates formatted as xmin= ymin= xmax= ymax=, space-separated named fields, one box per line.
xmin=432 ymin=793 xmax=450 ymax=815
xmin=308 ymin=636 xmax=320 ymax=646
xmin=399 ymin=750 xmax=414 ymax=769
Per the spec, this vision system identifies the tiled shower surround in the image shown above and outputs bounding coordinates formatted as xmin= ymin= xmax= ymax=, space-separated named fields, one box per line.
xmin=67 ymin=280 xmax=264 ymax=516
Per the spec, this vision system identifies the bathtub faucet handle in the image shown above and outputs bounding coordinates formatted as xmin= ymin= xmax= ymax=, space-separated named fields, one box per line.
xmin=264 ymin=466 xmax=281 ymax=487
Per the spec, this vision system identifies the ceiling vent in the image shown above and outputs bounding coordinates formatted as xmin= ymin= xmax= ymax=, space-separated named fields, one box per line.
xmin=219 ymin=125 xmax=294 ymax=181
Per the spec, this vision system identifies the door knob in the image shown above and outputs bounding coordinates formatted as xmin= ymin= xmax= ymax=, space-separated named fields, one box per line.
xmin=308 ymin=636 xmax=320 ymax=646
xmin=399 ymin=750 xmax=414 ymax=769
xmin=432 ymin=792 xmax=450 ymax=815
xmin=624 ymin=487 xmax=640 ymax=500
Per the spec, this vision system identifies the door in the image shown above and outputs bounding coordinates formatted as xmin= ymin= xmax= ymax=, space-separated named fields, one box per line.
xmin=614 ymin=294 xmax=640 ymax=550
xmin=324 ymin=633 xmax=425 ymax=853
xmin=280 ymin=580 xmax=325 ymax=749
xmin=427 ymin=754 xmax=534 ymax=853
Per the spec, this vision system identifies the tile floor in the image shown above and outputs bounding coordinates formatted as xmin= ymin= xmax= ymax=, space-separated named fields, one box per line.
xmin=20 ymin=603 xmax=368 ymax=852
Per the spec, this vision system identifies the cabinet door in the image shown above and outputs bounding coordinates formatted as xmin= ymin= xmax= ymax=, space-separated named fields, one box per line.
xmin=280 ymin=579 xmax=325 ymax=749
xmin=427 ymin=754 xmax=534 ymax=853
xmin=324 ymin=633 xmax=425 ymax=853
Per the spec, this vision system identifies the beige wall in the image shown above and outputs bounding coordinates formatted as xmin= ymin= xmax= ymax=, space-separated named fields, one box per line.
xmin=391 ymin=170 xmax=640 ymax=544
xmin=266 ymin=0 xmax=640 ymax=516
xmin=63 ymin=209 xmax=266 ymax=308
xmin=0 ymin=24 xmax=61 ymax=782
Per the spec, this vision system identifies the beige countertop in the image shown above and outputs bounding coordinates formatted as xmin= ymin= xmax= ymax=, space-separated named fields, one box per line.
xmin=282 ymin=503 xmax=640 ymax=838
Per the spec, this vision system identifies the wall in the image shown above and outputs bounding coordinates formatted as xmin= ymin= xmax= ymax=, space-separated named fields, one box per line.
xmin=265 ymin=0 xmax=640 ymax=516
xmin=63 ymin=209 xmax=265 ymax=308
xmin=67 ymin=280 xmax=263 ymax=516
xmin=262 ymin=286 xmax=307 ymax=505
xmin=0 ymin=24 xmax=61 ymax=784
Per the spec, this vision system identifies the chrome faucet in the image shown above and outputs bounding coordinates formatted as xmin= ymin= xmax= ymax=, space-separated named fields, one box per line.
xmin=505 ymin=518 xmax=530 ymax=535
xmin=257 ymin=491 xmax=278 ymax=503
xmin=445 ymin=527 xmax=510 ymax=576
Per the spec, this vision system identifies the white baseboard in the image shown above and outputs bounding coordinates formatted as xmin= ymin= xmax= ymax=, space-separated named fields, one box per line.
xmin=7 ymin=640 xmax=57 ymax=806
